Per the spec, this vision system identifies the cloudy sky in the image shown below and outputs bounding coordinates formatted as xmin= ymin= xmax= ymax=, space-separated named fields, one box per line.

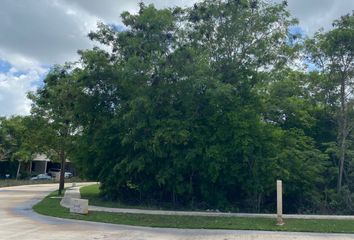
xmin=0 ymin=0 xmax=353 ymax=116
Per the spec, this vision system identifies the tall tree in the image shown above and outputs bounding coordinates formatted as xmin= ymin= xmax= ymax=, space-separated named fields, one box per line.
xmin=306 ymin=13 xmax=354 ymax=191
xmin=28 ymin=65 xmax=79 ymax=194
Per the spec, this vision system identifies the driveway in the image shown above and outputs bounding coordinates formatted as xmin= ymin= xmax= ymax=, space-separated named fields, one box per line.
xmin=0 ymin=184 xmax=353 ymax=240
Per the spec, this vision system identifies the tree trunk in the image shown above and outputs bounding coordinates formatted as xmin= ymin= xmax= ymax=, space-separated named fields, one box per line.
xmin=256 ymin=192 xmax=262 ymax=213
xmin=58 ymin=149 xmax=66 ymax=195
xmin=16 ymin=161 xmax=21 ymax=179
xmin=337 ymin=78 xmax=347 ymax=192
xmin=338 ymin=133 xmax=347 ymax=192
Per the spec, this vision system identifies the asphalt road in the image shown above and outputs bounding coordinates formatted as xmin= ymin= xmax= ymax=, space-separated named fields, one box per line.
xmin=1 ymin=183 xmax=354 ymax=240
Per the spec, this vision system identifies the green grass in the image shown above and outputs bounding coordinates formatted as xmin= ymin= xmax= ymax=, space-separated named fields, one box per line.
xmin=33 ymin=188 xmax=354 ymax=233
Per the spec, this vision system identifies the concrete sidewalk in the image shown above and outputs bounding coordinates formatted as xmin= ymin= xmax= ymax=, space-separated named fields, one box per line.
xmin=61 ymin=185 xmax=354 ymax=220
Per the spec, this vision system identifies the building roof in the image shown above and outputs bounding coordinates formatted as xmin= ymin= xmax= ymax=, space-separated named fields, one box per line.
xmin=33 ymin=154 xmax=51 ymax=162
xmin=32 ymin=154 xmax=70 ymax=163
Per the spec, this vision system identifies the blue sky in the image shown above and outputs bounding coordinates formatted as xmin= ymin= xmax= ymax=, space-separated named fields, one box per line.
xmin=0 ymin=60 xmax=11 ymax=73
xmin=0 ymin=0 xmax=353 ymax=116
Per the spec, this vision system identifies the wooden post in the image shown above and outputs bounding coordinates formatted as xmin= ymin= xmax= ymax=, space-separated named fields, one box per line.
xmin=276 ymin=180 xmax=284 ymax=225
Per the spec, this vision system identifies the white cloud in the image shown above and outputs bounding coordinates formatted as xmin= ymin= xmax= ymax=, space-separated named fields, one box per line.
xmin=0 ymin=50 xmax=44 ymax=73
xmin=274 ymin=0 xmax=354 ymax=35
xmin=0 ymin=0 xmax=97 ymax=66
xmin=62 ymin=0 xmax=198 ymax=24
xmin=0 ymin=67 xmax=46 ymax=116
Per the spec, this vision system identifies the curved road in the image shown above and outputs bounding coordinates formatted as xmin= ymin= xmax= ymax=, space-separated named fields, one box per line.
xmin=0 ymin=184 xmax=353 ymax=240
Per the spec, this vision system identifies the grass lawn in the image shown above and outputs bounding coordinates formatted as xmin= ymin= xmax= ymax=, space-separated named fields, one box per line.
xmin=33 ymin=187 xmax=354 ymax=233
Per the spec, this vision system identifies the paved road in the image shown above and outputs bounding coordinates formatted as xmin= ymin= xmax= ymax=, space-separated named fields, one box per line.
xmin=1 ymin=184 xmax=354 ymax=240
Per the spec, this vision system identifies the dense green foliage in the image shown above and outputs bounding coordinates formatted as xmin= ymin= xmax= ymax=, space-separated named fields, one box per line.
xmin=0 ymin=116 xmax=35 ymax=178
xmin=2 ymin=0 xmax=354 ymax=214
xmin=72 ymin=0 xmax=317 ymax=212
xmin=0 ymin=117 xmax=31 ymax=162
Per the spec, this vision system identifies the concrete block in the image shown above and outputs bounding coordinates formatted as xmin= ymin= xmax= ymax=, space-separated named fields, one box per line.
xmin=70 ymin=198 xmax=89 ymax=215
xmin=60 ymin=196 xmax=72 ymax=208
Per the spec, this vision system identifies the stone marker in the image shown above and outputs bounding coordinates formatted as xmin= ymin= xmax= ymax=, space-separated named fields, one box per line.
xmin=72 ymin=182 xmax=76 ymax=187
xmin=276 ymin=180 xmax=284 ymax=225
xmin=70 ymin=198 xmax=89 ymax=215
